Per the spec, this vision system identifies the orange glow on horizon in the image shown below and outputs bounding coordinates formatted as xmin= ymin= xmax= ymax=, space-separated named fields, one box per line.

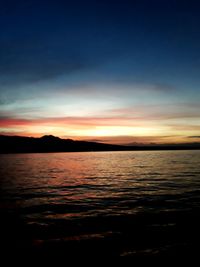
xmin=0 ymin=114 xmax=200 ymax=144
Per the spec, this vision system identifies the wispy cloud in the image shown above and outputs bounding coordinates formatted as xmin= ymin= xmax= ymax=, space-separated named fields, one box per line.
xmin=1 ymin=100 xmax=200 ymax=128
xmin=107 ymin=103 xmax=200 ymax=121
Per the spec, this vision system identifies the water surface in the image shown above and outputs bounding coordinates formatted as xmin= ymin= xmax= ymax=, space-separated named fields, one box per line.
xmin=1 ymin=150 xmax=200 ymax=258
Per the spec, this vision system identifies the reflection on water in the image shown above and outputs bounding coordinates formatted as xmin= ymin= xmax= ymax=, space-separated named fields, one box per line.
xmin=0 ymin=150 xmax=200 ymax=258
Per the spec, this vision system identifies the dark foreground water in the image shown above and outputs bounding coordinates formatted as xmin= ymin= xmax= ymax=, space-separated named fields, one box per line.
xmin=0 ymin=150 xmax=200 ymax=260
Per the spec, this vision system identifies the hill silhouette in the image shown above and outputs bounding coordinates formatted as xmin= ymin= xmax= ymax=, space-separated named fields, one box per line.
xmin=0 ymin=135 xmax=125 ymax=153
xmin=0 ymin=135 xmax=200 ymax=153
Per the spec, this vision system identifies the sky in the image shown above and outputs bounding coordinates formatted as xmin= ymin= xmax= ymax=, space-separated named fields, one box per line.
xmin=0 ymin=0 xmax=200 ymax=144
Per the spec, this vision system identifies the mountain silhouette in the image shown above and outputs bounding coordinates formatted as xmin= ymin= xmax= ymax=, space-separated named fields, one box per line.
xmin=0 ymin=135 xmax=200 ymax=153
xmin=0 ymin=135 xmax=124 ymax=153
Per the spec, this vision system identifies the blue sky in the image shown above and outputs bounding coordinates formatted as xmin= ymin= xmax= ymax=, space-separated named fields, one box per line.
xmin=0 ymin=0 xmax=200 ymax=143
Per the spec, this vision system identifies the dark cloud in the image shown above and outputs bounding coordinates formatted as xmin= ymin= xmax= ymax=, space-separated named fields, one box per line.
xmin=0 ymin=1 xmax=130 ymax=89
xmin=0 ymin=94 xmax=17 ymax=105
xmin=152 ymin=83 xmax=176 ymax=92
xmin=0 ymin=34 xmax=125 ymax=89
xmin=0 ymin=38 xmax=89 ymax=87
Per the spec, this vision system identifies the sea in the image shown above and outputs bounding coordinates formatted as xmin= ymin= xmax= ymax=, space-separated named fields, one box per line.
xmin=0 ymin=150 xmax=200 ymax=260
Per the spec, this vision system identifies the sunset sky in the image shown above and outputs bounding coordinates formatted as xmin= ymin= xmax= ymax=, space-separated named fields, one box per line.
xmin=0 ymin=0 xmax=200 ymax=144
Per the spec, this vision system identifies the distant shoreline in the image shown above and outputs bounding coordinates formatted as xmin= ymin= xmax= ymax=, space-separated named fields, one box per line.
xmin=0 ymin=134 xmax=200 ymax=154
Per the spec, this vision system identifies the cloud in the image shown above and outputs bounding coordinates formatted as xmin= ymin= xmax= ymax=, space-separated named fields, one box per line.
xmin=168 ymin=124 xmax=200 ymax=131
xmin=1 ymin=100 xmax=200 ymax=129
xmin=0 ymin=115 xmax=144 ymax=128
xmin=152 ymin=83 xmax=177 ymax=92
xmin=107 ymin=103 xmax=200 ymax=120
xmin=0 ymin=38 xmax=89 ymax=87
